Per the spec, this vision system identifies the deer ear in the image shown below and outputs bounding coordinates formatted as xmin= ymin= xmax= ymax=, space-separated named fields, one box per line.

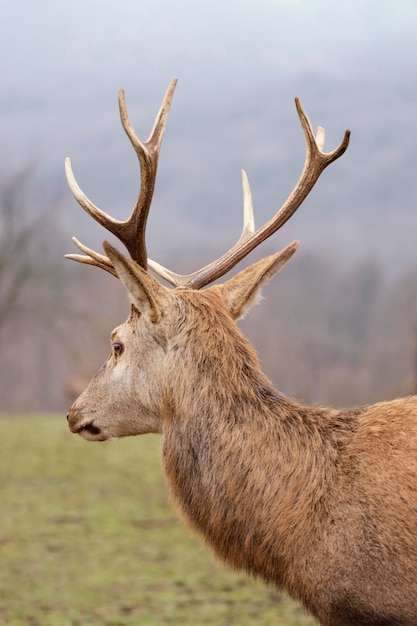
xmin=103 ymin=241 xmax=166 ymax=324
xmin=217 ymin=241 xmax=298 ymax=320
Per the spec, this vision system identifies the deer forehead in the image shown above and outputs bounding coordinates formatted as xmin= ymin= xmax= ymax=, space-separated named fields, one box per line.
xmin=172 ymin=287 xmax=229 ymax=319
xmin=111 ymin=319 xmax=137 ymax=339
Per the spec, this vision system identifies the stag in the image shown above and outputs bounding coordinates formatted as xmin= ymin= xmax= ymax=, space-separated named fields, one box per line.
xmin=66 ymin=79 xmax=417 ymax=626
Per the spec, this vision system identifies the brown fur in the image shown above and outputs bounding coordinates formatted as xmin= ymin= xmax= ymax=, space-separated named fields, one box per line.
xmin=68 ymin=246 xmax=417 ymax=626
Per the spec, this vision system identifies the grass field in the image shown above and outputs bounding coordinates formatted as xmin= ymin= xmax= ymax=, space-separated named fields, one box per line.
xmin=0 ymin=415 xmax=317 ymax=625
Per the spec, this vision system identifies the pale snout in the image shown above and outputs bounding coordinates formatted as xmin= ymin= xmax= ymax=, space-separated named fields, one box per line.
xmin=67 ymin=406 xmax=107 ymax=441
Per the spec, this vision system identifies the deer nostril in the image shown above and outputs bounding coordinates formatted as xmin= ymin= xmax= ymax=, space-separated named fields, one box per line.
xmin=66 ymin=412 xmax=69 ymax=421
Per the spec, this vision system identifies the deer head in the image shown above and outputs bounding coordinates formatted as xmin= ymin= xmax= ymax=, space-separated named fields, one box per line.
xmin=66 ymin=78 xmax=350 ymax=441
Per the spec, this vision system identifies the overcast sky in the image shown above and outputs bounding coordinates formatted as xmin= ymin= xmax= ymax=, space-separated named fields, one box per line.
xmin=1 ymin=1 xmax=417 ymax=271
xmin=2 ymin=1 xmax=416 ymax=77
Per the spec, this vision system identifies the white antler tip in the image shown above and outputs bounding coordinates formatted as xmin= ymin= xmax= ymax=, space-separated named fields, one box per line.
xmin=64 ymin=157 xmax=76 ymax=185
xmin=316 ymin=126 xmax=325 ymax=150
xmin=240 ymin=169 xmax=255 ymax=235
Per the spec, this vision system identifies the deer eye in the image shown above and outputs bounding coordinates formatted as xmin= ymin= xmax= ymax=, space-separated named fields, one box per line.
xmin=112 ymin=342 xmax=124 ymax=357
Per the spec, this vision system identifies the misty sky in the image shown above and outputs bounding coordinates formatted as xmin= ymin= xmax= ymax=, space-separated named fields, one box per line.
xmin=2 ymin=1 xmax=415 ymax=77
xmin=1 ymin=1 xmax=417 ymax=271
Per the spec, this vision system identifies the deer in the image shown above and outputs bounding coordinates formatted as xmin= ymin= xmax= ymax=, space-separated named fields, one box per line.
xmin=65 ymin=78 xmax=417 ymax=626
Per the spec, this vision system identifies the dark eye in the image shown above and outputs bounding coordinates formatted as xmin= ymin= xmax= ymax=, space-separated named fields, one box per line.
xmin=112 ymin=342 xmax=124 ymax=357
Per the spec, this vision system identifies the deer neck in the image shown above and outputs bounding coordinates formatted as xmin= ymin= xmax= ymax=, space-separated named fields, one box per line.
xmin=161 ymin=299 xmax=341 ymax=585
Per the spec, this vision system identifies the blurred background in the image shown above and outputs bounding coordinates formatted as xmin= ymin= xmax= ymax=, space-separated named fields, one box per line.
xmin=1 ymin=0 xmax=417 ymax=411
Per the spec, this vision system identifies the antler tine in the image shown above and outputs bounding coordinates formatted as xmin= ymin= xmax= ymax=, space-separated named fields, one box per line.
xmin=66 ymin=78 xmax=178 ymax=271
xmin=65 ymin=237 xmax=118 ymax=277
xmin=149 ymin=98 xmax=350 ymax=289
xmin=147 ymin=169 xmax=256 ymax=287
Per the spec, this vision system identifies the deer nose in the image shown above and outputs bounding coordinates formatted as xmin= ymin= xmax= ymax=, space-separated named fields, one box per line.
xmin=67 ymin=406 xmax=84 ymax=433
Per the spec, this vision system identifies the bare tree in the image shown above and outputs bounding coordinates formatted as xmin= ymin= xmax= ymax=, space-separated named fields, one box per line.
xmin=0 ymin=162 xmax=60 ymax=333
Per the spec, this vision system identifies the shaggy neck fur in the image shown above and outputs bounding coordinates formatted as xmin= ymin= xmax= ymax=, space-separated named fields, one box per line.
xmin=161 ymin=290 xmax=356 ymax=609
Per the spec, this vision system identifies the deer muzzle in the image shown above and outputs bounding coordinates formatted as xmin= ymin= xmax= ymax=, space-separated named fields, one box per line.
xmin=67 ymin=407 xmax=104 ymax=440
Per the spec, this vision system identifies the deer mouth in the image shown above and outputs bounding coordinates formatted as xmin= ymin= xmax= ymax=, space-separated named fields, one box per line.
xmin=81 ymin=422 xmax=102 ymax=436
xmin=67 ymin=408 xmax=107 ymax=440
xmin=76 ymin=422 xmax=109 ymax=441
xmin=69 ymin=418 xmax=104 ymax=439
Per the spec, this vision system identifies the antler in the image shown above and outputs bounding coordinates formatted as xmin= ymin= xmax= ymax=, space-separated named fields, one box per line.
xmin=149 ymin=98 xmax=350 ymax=289
xmin=65 ymin=77 xmax=178 ymax=272
xmin=66 ymin=81 xmax=350 ymax=289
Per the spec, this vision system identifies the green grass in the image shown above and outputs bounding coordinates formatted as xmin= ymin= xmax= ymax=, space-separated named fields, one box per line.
xmin=0 ymin=415 xmax=317 ymax=625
